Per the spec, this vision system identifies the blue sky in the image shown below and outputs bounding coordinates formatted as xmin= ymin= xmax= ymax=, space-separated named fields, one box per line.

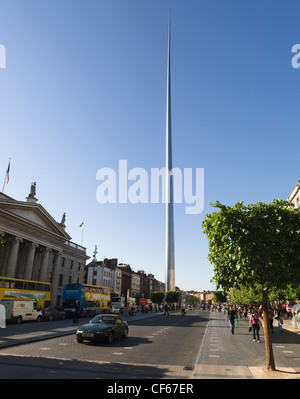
xmin=1 ymin=1 xmax=300 ymax=291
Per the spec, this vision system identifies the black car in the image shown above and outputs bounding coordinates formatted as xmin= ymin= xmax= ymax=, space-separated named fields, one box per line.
xmin=76 ymin=314 xmax=128 ymax=344
xmin=42 ymin=307 xmax=66 ymax=321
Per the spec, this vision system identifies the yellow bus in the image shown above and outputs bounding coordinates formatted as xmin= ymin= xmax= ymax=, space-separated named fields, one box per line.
xmin=62 ymin=283 xmax=111 ymax=317
xmin=0 ymin=276 xmax=51 ymax=308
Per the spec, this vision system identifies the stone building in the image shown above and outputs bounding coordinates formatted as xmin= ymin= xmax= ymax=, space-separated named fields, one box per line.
xmin=0 ymin=184 xmax=89 ymax=306
xmin=287 ymin=180 xmax=300 ymax=209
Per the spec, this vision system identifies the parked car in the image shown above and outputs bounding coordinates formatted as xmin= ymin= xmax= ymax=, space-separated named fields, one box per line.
xmin=76 ymin=314 xmax=128 ymax=344
xmin=42 ymin=307 xmax=66 ymax=321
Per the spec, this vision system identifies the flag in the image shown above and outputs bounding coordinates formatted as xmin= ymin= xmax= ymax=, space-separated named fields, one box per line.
xmin=6 ymin=159 xmax=10 ymax=183
xmin=79 ymin=221 xmax=84 ymax=227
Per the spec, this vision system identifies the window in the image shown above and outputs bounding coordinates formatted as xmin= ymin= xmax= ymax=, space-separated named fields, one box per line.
xmin=14 ymin=281 xmax=24 ymax=290
xmin=36 ymin=283 xmax=44 ymax=291
xmin=69 ymin=260 xmax=73 ymax=269
xmin=77 ymin=262 xmax=81 ymax=271
xmin=61 ymin=257 xmax=65 ymax=267
xmin=26 ymin=282 xmax=35 ymax=290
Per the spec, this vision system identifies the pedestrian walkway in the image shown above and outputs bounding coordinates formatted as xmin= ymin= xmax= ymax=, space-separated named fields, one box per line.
xmin=193 ymin=311 xmax=300 ymax=379
xmin=279 ymin=317 xmax=300 ymax=336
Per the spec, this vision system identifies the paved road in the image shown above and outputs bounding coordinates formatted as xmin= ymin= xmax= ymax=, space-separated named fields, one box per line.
xmin=0 ymin=310 xmax=209 ymax=379
xmin=0 ymin=310 xmax=299 ymax=379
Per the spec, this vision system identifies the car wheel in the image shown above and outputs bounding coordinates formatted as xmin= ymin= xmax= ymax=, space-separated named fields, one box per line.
xmin=107 ymin=332 xmax=114 ymax=344
xmin=77 ymin=338 xmax=83 ymax=343
xmin=49 ymin=315 xmax=53 ymax=321
xmin=16 ymin=316 xmax=22 ymax=324
xmin=122 ymin=328 xmax=128 ymax=338
xmin=36 ymin=316 xmax=41 ymax=323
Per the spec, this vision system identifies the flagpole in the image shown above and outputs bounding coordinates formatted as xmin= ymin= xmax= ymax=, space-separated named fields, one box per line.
xmin=2 ymin=158 xmax=10 ymax=193
xmin=80 ymin=221 xmax=84 ymax=246
xmin=2 ymin=174 xmax=6 ymax=193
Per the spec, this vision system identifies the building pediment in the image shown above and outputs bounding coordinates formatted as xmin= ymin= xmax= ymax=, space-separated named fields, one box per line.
xmin=0 ymin=198 xmax=71 ymax=243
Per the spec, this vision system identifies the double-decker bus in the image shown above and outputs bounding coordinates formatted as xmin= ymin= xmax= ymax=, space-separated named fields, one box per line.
xmin=62 ymin=283 xmax=110 ymax=317
xmin=0 ymin=276 xmax=51 ymax=308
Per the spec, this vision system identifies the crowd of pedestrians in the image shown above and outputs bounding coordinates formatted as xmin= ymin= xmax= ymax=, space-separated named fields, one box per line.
xmin=216 ymin=301 xmax=300 ymax=342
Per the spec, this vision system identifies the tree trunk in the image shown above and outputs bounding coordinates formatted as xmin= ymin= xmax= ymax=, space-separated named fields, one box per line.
xmin=262 ymin=290 xmax=276 ymax=370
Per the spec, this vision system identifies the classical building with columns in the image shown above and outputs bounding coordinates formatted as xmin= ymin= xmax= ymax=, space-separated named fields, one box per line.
xmin=0 ymin=183 xmax=89 ymax=306
xmin=287 ymin=180 xmax=300 ymax=209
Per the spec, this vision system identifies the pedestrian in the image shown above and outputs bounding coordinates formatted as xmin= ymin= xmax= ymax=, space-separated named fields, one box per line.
xmin=292 ymin=303 xmax=300 ymax=329
xmin=274 ymin=304 xmax=283 ymax=332
xmin=249 ymin=309 xmax=261 ymax=342
xmin=181 ymin=303 xmax=186 ymax=316
xmin=225 ymin=305 xmax=237 ymax=335
xmin=163 ymin=303 xmax=169 ymax=316
xmin=286 ymin=303 xmax=292 ymax=320
xmin=73 ymin=300 xmax=81 ymax=324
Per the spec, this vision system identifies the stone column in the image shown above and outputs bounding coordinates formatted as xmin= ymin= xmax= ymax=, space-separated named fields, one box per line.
xmin=39 ymin=247 xmax=50 ymax=282
xmin=51 ymin=251 xmax=62 ymax=306
xmin=23 ymin=242 xmax=38 ymax=280
xmin=6 ymin=237 xmax=23 ymax=278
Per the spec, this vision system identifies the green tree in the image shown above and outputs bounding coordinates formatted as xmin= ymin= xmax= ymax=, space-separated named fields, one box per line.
xmin=202 ymin=199 xmax=300 ymax=371
xmin=187 ymin=295 xmax=200 ymax=305
xmin=165 ymin=291 xmax=180 ymax=304
xmin=213 ymin=290 xmax=227 ymax=304
xmin=150 ymin=291 xmax=165 ymax=304
xmin=229 ymin=284 xmax=262 ymax=305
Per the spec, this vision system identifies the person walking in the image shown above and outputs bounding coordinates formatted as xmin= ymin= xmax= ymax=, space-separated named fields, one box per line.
xmin=181 ymin=303 xmax=186 ymax=316
xmin=163 ymin=303 xmax=169 ymax=316
xmin=249 ymin=309 xmax=261 ymax=342
xmin=73 ymin=300 xmax=81 ymax=324
xmin=225 ymin=305 xmax=237 ymax=335
xmin=274 ymin=304 xmax=283 ymax=332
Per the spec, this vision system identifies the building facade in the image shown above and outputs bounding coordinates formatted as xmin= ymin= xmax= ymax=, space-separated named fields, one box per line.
xmin=0 ymin=185 xmax=89 ymax=306
xmin=287 ymin=180 xmax=300 ymax=209
xmin=86 ymin=261 xmax=115 ymax=293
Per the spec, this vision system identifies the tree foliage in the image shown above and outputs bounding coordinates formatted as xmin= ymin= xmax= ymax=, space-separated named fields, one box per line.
xmin=165 ymin=291 xmax=180 ymax=304
xmin=213 ymin=290 xmax=227 ymax=303
xmin=150 ymin=291 xmax=165 ymax=304
xmin=202 ymin=200 xmax=300 ymax=293
xmin=202 ymin=199 xmax=300 ymax=370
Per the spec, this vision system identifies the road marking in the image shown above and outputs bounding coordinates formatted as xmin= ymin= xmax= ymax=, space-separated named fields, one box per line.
xmin=209 ymin=355 xmax=220 ymax=358
xmin=39 ymin=347 xmax=50 ymax=350
xmin=112 ymin=352 xmax=123 ymax=355
xmin=283 ymin=351 xmax=294 ymax=353
xmin=275 ymin=345 xmax=285 ymax=348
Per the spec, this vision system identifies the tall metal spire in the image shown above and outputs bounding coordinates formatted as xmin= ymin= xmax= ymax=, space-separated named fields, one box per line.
xmin=165 ymin=10 xmax=175 ymax=292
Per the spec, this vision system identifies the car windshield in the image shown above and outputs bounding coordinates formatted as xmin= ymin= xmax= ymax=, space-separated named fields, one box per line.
xmin=90 ymin=316 xmax=116 ymax=324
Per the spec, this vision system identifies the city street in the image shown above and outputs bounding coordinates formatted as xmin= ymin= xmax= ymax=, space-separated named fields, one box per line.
xmin=0 ymin=309 xmax=299 ymax=379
